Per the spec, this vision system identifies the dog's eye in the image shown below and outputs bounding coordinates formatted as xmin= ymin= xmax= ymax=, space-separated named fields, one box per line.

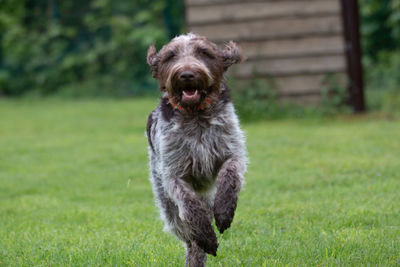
xmin=199 ymin=49 xmax=215 ymax=59
xmin=163 ymin=52 xmax=176 ymax=62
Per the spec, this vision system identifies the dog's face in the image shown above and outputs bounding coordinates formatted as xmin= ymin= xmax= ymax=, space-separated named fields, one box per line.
xmin=147 ymin=33 xmax=243 ymax=108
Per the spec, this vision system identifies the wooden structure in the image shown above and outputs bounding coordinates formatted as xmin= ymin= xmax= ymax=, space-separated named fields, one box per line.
xmin=185 ymin=0 xmax=365 ymax=111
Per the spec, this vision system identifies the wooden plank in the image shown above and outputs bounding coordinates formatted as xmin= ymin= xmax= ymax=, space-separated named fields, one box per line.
xmin=231 ymin=73 xmax=346 ymax=95
xmin=275 ymin=75 xmax=324 ymax=95
xmin=190 ymin=15 xmax=342 ymax=42
xmin=230 ymin=55 xmax=346 ymax=77
xmin=187 ymin=0 xmax=340 ymax=25
xmin=279 ymin=93 xmax=322 ymax=106
xmin=186 ymin=0 xmax=328 ymax=7
xmin=274 ymin=73 xmax=345 ymax=94
xmin=237 ymin=35 xmax=344 ymax=60
xmin=186 ymin=0 xmax=270 ymax=6
xmin=186 ymin=0 xmax=267 ymax=6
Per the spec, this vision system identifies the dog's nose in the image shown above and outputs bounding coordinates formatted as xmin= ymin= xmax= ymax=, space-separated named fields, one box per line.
xmin=179 ymin=71 xmax=195 ymax=81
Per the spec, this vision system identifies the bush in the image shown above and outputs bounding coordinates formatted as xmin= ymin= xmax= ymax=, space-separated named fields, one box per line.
xmin=229 ymin=75 xmax=350 ymax=122
xmin=360 ymin=0 xmax=400 ymax=59
xmin=0 ymin=0 xmax=185 ymax=97
xmin=360 ymin=0 xmax=400 ymax=114
xmin=364 ymin=50 xmax=400 ymax=113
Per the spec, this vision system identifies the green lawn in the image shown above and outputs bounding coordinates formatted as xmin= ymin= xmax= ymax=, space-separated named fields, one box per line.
xmin=0 ymin=99 xmax=399 ymax=266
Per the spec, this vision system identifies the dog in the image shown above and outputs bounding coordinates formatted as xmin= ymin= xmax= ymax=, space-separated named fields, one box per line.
xmin=146 ymin=33 xmax=247 ymax=267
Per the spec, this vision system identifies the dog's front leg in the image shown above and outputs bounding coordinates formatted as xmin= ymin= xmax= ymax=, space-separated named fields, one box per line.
xmin=167 ymin=177 xmax=218 ymax=256
xmin=214 ymin=157 xmax=245 ymax=234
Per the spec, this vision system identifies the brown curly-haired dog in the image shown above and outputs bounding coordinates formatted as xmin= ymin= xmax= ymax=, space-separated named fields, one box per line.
xmin=146 ymin=33 xmax=247 ymax=267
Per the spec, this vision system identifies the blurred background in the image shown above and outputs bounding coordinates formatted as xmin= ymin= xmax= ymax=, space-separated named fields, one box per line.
xmin=0 ymin=0 xmax=185 ymax=98
xmin=1 ymin=1 xmax=400 ymax=265
xmin=0 ymin=0 xmax=399 ymax=117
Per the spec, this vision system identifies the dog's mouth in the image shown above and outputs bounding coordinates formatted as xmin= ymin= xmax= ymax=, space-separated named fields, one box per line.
xmin=169 ymin=70 xmax=212 ymax=107
xmin=174 ymin=82 xmax=209 ymax=107
xmin=181 ymin=88 xmax=201 ymax=103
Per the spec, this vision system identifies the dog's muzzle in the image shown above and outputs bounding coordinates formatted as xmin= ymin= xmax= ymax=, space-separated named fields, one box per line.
xmin=171 ymin=68 xmax=210 ymax=107
xmin=178 ymin=71 xmax=202 ymax=104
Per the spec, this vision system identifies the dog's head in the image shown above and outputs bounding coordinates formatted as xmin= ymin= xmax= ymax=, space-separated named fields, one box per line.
xmin=147 ymin=33 xmax=243 ymax=109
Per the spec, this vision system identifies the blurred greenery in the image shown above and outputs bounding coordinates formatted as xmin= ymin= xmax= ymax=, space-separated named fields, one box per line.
xmin=364 ymin=51 xmax=400 ymax=114
xmin=360 ymin=0 xmax=400 ymax=59
xmin=0 ymin=0 xmax=399 ymax=116
xmin=360 ymin=0 xmax=400 ymax=114
xmin=0 ymin=0 xmax=184 ymax=97
xmin=229 ymin=74 xmax=354 ymax=122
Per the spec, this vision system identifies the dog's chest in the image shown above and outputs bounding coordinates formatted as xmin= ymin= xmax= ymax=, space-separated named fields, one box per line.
xmin=162 ymin=119 xmax=231 ymax=181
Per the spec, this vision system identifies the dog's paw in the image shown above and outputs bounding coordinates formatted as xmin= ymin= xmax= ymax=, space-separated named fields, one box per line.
xmin=214 ymin=193 xmax=237 ymax=234
xmin=184 ymin=217 xmax=218 ymax=256
xmin=193 ymin=226 xmax=218 ymax=256
xmin=214 ymin=209 xmax=234 ymax=234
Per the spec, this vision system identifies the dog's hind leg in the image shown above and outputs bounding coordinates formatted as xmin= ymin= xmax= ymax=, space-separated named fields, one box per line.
xmin=150 ymin=170 xmax=190 ymax=243
xmin=159 ymin=195 xmax=209 ymax=267
xmin=153 ymin=179 xmax=210 ymax=267
xmin=167 ymin=178 xmax=218 ymax=256
xmin=185 ymin=242 xmax=207 ymax=267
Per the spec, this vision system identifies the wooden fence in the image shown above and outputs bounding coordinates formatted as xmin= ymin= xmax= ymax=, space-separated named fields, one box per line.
xmin=185 ymin=0 xmax=362 ymax=106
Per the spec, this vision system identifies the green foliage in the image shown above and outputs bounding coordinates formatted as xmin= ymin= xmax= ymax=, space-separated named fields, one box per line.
xmin=1 ymin=99 xmax=400 ymax=265
xmin=0 ymin=0 xmax=185 ymax=97
xmin=360 ymin=0 xmax=400 ymax=59
xmin=230 ymin=75 xmax=351 ymax=122
xmin=230 ymin=78 xmax=317 ymax=121
xmin=230 ymin=78 xmax=281 ymax=121
xmin=320 ymin=74 xmax=351 ymax=115
xmin=360 ymin=0 xmax=400 ymax=114
xmin=364 ymin=50 xmax=400 ymax=114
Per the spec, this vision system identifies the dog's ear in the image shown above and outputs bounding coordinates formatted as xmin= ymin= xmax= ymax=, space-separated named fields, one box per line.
xmin=147 ymin=45 xmax=160 ymax=78
xmin=221 ymin=41 xmax=244 ymax=71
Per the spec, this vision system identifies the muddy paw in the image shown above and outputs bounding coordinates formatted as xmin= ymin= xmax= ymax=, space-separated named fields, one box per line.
xmin=185 ymin=218 xmax=218 ymax=256
xmin=194 ymin=229 xmax=218 ymax=256
xmin=214 ymin=194 xmax=237 ymax=234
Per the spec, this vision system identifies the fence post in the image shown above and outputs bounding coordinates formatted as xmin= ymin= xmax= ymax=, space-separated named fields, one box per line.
xmin=340 ymin=0 xmax=366 ymax=113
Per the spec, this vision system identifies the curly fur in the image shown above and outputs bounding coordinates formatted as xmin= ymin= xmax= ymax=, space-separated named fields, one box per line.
xmin=146 ymin=33 xmax=247 ymax=267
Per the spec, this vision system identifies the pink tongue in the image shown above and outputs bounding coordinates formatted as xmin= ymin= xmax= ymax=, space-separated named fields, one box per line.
xmin=182 ymin=89 xmax=200 ymax=102
xmin=184 ymin=89 xmax=196 ymax=96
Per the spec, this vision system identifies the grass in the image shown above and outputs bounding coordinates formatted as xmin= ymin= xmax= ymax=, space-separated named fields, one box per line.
xmin=0 ymin=98 xmax=399 ymax=266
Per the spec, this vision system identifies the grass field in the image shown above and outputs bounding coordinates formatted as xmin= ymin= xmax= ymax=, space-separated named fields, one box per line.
xmin=0 ymin=99 xmax=399 ymax=266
